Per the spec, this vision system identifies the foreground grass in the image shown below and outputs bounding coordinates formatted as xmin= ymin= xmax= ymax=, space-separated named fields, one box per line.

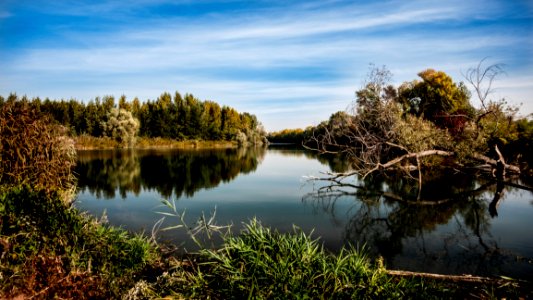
xmin=0 ymin=187 xmax=158 ymax=299
xmin=126 ymin=219 xmax=529 ymax=299
xmin=74 ymin=134 xmax=236 ymax=150
xmin=1 ymin=187 xmax=529 ymax=299
xmin=127 ymin=220 xmax=435 ymax=299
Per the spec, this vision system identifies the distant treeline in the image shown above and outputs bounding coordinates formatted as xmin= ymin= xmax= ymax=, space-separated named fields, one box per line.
xmin=0 ymin=92 xmax=267 ymax=143
xmin=267 ymin=128 xmax=312 ymax=144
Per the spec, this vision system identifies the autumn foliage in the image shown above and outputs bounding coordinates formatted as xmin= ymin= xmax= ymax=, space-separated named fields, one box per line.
xmin=0 ymin=99 xmax=76 ymax=197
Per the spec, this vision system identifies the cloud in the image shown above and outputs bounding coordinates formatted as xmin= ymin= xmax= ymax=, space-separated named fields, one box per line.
xmin=1 ymin=0 xmax=532 ymax=130
xmin=0 ymin=11 xmax=11 ymax=18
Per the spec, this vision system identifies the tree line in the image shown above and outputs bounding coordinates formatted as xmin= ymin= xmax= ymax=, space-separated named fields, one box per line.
xmin=0 ymin=92 xmax=267 ymax=146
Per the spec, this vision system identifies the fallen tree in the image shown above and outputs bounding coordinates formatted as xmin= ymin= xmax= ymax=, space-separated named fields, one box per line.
xmin=305 ymin=63 xmax=526 ymax=194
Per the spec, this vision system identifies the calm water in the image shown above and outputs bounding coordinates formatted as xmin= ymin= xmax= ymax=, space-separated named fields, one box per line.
xmin=75 ymin=147 xmax=533 ymax=280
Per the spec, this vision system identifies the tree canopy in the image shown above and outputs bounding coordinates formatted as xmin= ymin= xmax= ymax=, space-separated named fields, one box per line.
xmin=0 ymin=92 xmax=267 ymax=146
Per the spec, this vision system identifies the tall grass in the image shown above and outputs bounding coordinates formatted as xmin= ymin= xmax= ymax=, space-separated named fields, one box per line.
xmin=128 ymin=207 xmax=531 ymax=299
xmin=196 ymin=219 xmax=374 ymax=298
xmin=128 ymin=218 xmax=455 ymax=299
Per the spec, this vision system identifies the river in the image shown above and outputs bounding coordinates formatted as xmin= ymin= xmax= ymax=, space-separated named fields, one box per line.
xmin=74 ymin=146 xmax=533 ymax=280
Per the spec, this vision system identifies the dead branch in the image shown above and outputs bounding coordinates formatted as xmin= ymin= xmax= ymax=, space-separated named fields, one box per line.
xmin=472 ymin=147 xmax=520 ymax=175
xmin=386 ymin=270 xmax=518 ymax=285
xmin=501 ymin=180 xmax=533 ymax=192
xmin=362 ymin=150 xmax=455 ymax=178
xmin=463 ymin=58 xmax=506 ymax=111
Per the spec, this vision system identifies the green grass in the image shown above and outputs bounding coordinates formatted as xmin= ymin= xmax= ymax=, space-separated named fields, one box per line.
xmin=126 ymin=219 xmax=472 ymax=299
xmin=0 ymin=186 xmax=157 ymax=299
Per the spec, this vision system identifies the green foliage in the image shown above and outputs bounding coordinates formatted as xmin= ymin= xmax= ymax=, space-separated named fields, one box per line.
xmin=308 ymin=64 xmax=531 ymax=175
xmin=477 ymin=100 xmax=519 ymax=147
xmin=508 ymin=117 xmax=533 ymax=171
xmin=2 ymin=92 xmax=266 ymax=146
xmin=0 ymin=99 xmax=76 ymax=198
xmin=0 ymin=186 xmax=157 ymax=299
xmin=101 ymin=107 xmax=140 ymax=147
xmin=267 ymin=127 xmax=310 ymax=144
xmin=394 ymin=114 xmax=453 ymax=153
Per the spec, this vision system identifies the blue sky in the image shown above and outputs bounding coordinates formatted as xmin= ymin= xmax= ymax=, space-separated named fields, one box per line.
xmin=1 ymin=0 xmax=532 ymax=131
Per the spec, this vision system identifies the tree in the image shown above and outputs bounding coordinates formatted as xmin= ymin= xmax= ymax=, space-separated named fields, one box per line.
xmin=398 ymin=69 xmax=473 ymax=134
xmin=201 ymin=101 xmax=222 ymax=140
xmin=118 ymin=95 xmax=131 ymax=111
xmin=2 ymin=90 xmax=265 ymax=145
xmin=221 ymin=106 xmax=240 ymax=140
xmin=101 ymin=108 xmax=140 ymax=147
xmin=307 ymin=64 xmax=521 ymax=197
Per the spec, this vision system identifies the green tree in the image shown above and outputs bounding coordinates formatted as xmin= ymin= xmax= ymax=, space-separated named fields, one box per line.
xmin=308 ymin=64 xmax=521 ymax=188
xmin=202 ymin=101 xmax=222 ymax=140
xmin=221 ymin=106 xmax=240 ymax=140
xmin=118 ymin=95 xmax=131 ymax=111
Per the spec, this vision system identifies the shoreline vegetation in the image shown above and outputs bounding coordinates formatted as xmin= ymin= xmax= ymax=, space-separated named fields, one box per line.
xmin=1 ymin=188 xmax=531 ymax=299
xmin=74 ymin=135 xmax=238 ymax=150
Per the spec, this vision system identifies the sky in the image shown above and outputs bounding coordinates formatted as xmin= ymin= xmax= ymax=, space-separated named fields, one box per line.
xmin=1 ymin=0 xmax=532 ymax=132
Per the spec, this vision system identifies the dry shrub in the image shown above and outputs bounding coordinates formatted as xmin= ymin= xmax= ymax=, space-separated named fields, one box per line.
xmin=0 ymin=100 xmax=76 ymax=199
xmin=3 ymin=255 xmax=108 ymax=300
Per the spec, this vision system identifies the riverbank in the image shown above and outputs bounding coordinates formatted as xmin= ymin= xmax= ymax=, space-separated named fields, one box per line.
xmin=74 ymin=135 xmax=237 ymax=150
xmin=1 ymin=187 xmax=530 ymax=299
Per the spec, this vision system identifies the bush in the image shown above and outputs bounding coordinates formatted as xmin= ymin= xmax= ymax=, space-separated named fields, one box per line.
xmin=0 ymin=100 xmax=76 ymax=198
xmin=101 ymin=108 xmax=140 ymax=147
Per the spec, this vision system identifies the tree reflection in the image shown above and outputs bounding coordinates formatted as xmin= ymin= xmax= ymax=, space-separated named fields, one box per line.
xmin=268 ymin=145 xmax=352 ymax=173
xmin=303 ymin=173 xmax=533 ymax=278
xmin=76 ymin=147 xmax=265 ymax=199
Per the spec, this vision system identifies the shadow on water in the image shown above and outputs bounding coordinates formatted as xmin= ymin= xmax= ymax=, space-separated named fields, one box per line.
xmin=75 ymin=147 xmax=266 ymax=199
xmin=303 ymin=171 xmax=533 ymax=279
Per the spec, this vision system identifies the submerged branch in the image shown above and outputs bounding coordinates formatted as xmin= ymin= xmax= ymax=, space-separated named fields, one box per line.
xmin=386 ymin=270 xmax=521 ymax=285
xmin=311 ymin=146 xmax=521 ymax=183
xmin=306 ymin=175 xmax=496 ymax=206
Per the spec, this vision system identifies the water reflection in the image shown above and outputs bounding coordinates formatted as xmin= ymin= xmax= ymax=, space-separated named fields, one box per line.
xmin=76 ymin=147 xmax=266 ymax=199
xmin=75 ymin=147 xmax=533 ymax=279
xmin=303 ymin=173 xmax=533 ymax=279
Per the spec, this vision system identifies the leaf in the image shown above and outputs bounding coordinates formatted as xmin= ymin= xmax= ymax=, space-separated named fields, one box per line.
xmin=161 ymin=225 xmax=184 ymax=231
xmin=154 ymin=211 xmax=178 ymax=217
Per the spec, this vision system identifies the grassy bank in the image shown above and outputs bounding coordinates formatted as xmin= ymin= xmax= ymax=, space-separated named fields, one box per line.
xmin=0 ymin=187 xmax=158 ymax=299
xmin=74 ymin=134 xmax=237 ymax=150
xmin=126 ymin=219 xmax=529 ymax=299
xmin=1 ymin=187 xmax=529 ymax=299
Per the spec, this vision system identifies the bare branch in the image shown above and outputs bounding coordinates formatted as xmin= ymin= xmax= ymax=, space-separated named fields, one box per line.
xmin=463 ymin=58 xmax=506 ymax=112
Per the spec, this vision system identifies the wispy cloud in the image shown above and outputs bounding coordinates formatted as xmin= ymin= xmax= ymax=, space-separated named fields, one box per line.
xmin=1 ymin=0 xmax=532 ymax=130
